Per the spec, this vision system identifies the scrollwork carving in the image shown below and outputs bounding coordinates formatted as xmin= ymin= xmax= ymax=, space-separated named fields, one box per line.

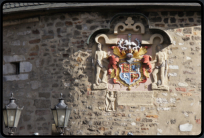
xmin=114 ymin=17 xmax=145 ymax=34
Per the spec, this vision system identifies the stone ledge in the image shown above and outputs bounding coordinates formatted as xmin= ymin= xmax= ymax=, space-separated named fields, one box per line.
xmin=3 ymin=74 xmax=28 ymax=81
xmin=4 ymin=55 xmax=25 ymax=63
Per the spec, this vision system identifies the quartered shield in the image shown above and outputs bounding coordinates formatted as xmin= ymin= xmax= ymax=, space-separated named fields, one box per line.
xmin=119 ymin=62 xmax=141 ymax=85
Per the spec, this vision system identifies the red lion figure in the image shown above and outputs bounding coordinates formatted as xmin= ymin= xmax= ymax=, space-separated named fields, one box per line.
xmin=141 ymin=55 xmax=152 ymax=83
xmin=108 ymin=55 xmax=119 ymax=76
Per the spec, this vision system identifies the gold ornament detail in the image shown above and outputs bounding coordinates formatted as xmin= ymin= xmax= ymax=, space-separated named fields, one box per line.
xmin=133 ymin=46 xmax=147 ymax=59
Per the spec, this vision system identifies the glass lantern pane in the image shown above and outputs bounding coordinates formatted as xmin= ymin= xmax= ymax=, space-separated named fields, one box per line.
xmin=57 ymin=109 xmax=66 ymax=127
xmin=7 ymin=109 xmax=16 ymax=127
xmin=64 ymin=109 xmax=71 ymax=127
xmin=52 ymin=110 xmax=58 ymax=126
xmin=3 ymin=110 xmax=8 ymax=127
xmin=14 ymin=109 xmax=22 ymax=127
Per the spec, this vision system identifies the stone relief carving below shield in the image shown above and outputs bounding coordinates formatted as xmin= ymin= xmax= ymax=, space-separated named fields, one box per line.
xmin=105 ymin=91 xmax=116 ymax=111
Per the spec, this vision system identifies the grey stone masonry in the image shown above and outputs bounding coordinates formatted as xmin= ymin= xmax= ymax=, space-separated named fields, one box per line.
xmin=3 ymin=55 xmax=25 ymax=62
xmin=3 ymin=63 xmax=16 ymax=74
xmin=20 ymin=62 xmax=32 ymax=73
xmin=3 ymin=74 xmax=28 ymax=81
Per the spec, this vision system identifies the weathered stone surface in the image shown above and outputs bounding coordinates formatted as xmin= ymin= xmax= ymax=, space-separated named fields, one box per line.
xmin=36 ymin=116 xmax=46 ymax=121
xmin=150 ymin=17 xmax=162 ymax=22
xmin=65 ymin=21 xmax=73 ymax=26
xmin=168 ymin=73 xmax=177 ymax=76
xmin=169 ymin=65 xmax=179 ymax=69
xmin=192 ymin=36 xmax=201 ymax=41
xmin=55 ymin=22 xmax=64 ymax=27
xmin=35 ymin=110 xmax=50 ymax=116
xmin=23 ymin=114 xmax=31 ymax=122
xmin=170 ymin=17 xmax=176 ymax=23
xmin=178 ymin=82 xmax=188 ymax=87
xmin=93 ymin=83 xmax=107 ymax=90
xmin=39 ymin=92 xmax=50 ymax=98
xmin=34 ymin=99 xmax=51 ymax=108
xmin=20 ymin=62 xmax=32 ymax=73
xmin=3 ymin=74 xmax=28 ymax=81
xmin=29 ymin=39 xmax=41 ymax=44
xmin=183 ymin=28 xmax=192 ymax=34
xmin=32 ymin=29 xmax=40 ymax=34
xmin=155 ymin=24 xmax=165 ymax=27
xmin=27 ymin=124 xmax=32 ymax=130
xmin=42 ymin=35 xmax=54 ymax=40
xmin=2 ymin=10 xmax=202 ymax=136
xmin=4 ymin=55 xmax=25 ymax=62
xmin=36 ymin=59 xmax=44 ymax=67
xmin=3 ymin=63 xmax=16 ymax=74
xmin=179 ymin=123 xmax=193 ymax=131
xmin=90 ymin=25 xmax=98 ymax=30
xmin=29 ymin=52 xmax=38 ymax=56
xmin=30 ymin=81 xmax=41 ymax=89
xmin=163 ymin=18 xmax=168 ymax=23
xmin=194 ymin=27 xmax=201 ymax=31
xmin=175 ymin=87 xmax=186 ymax=92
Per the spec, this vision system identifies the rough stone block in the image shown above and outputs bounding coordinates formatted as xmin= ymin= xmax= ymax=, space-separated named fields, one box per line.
xmin=30 ymin=81 xmax=41 ymax=89
xmin=34 ymin=99 xmax=51 ymax=108
xmin=194 ymin=27 xmax=201 ymax=31
xmin=32 ymin=29 xmax=40 ymax=34
xmin=55 ymin=22 xmax=64 ymax=27
xmin=4 ymin=55 xmax=25 ymax=62
xmin=39 ymin=92 xmax=50 ymax=98
xmin=3 ymin=74 xmax=28 ymax=81
xmin=65 ymin=21 xmax=73 ymax=26
xmin=20 ymin=62 xmax=32 ymax=73
xmin=42 ymin=35 xmax=54 ymax=40
xmin=30 ymin=45 xmax=39 ymax=51
xmin=146 ymin=115 xmax=158 ymax=118
xmin=175 ymin=87 xmax=186 ymax=92
xmin=29 ymin=39 xmax=41 ymax=44
xmin=23 ymin=114 xmax=31 ymax=122
xmin=10 ymin=40 xmax=20 ymax=46
xmin=3 ymin=63 xmax=16 ymax=74
xmin=155 ymin=24 xmax=165 ymax=27
xmin=167 ymin=24 xmax=178 ymax=28
xmin=36 ymin=116 xmax=46 ymax=121
xmin=178 ymin=19 xmax=187 ymax=23
xmin=169 ymin=65 xmax=179 ymax=69
xmin=192 ymin=36 xmax=201 ymax=41
xmin=35 ymin=110 xmax=50 ymax=115
xmin=183 ymin=28 xmax=192 ymax=34
xmin=170 ymin=17 xmax=176 ymax=23
xmin=179 ymin=123 xmax=193 ymax=131
xmin=178 ymin=82 xmax=188 ymax=87
xmin=168 ymin=73 xmax=177 ymax=76
xmin=163 ymin=18 xmax=168 ymax=23
xmin=27 ymin=124 xmax=32 ymax=130
xmin=93 ymin=83 xmax=107 ymax=90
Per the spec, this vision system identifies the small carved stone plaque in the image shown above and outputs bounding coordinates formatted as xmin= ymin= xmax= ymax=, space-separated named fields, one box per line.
xmin=117 ymin=91 xmax=154 ymax=105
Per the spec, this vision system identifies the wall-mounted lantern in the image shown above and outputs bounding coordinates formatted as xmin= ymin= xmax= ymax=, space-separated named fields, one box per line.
xmin=3 ymin=93 xmax=24 ymax=135
xmin=51 ymin=93 xmax=71 ymax=135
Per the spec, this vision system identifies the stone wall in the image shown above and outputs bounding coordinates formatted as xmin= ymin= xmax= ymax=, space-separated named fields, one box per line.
xmin=3 ymin=11 xmax=201 ymax=135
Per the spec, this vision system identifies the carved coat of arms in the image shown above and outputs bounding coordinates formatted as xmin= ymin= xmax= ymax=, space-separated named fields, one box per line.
xmin=108 ymin=33 xmax=152 ymax=90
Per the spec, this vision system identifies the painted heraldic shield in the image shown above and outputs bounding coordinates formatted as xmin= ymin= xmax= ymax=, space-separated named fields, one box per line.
xmin=119 ymin=62 xmax=141 ymax=85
